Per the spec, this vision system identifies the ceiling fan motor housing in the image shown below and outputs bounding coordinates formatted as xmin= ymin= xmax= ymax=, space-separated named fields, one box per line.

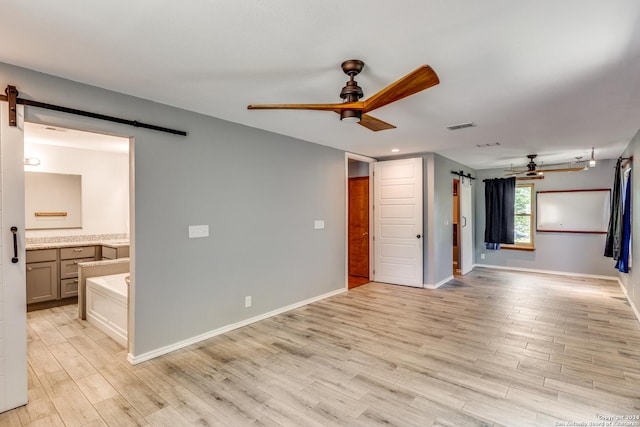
xmin=340 ymin=60 xmax=365 ymax=122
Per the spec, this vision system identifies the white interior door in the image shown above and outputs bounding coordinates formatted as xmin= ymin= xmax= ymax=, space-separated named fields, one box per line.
xmin=0 ymin=102 xmax=27 ymax=412
xmin=374 ymin=158 xmax=423 ymax=287
xmin=459 ymin=177 xmax=473 ymax=275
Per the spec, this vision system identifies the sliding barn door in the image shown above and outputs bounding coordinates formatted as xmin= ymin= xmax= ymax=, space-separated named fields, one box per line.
xmin=373 ymin=158 xmax=423 ymax=287
xmin=0 ymin=102 xmax=27 ymax=412
xmin=459 ymin=177 xmax=474 ymax=275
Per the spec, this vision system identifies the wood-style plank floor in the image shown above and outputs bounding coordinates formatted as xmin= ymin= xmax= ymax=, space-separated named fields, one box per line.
xmin=2 ymin=267 xmax=640 ymax=426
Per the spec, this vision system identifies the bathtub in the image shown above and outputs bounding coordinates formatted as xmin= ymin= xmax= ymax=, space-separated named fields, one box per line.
xmin=86 ymin=273 xmax=129 ymax=347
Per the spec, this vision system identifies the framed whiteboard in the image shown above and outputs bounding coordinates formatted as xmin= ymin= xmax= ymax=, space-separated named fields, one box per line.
xmin=536 ymin=189 xmax=610 ymax=233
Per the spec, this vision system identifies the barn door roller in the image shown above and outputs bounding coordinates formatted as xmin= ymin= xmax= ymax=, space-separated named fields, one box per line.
xmin=1 ymin=85 xmax=187 ymax=136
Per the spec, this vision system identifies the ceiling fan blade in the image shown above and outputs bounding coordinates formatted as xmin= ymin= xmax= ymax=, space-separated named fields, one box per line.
xmin=247 ymin=101 xmax=363 ymax=112
xmin=537 ymin=167 xmax=586 ymax=173
xmin=358 ymin=114 xmax=397 ymax=131
xmin=510 ymin=166 xmax=586 ymax=175
xmin=362 ymin=65 xmax=439 ymax=113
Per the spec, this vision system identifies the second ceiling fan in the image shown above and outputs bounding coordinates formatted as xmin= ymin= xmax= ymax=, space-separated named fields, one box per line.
xmin=247 ymin=60 xmax=440 ymax=131
xmin=506 ymin=154 xmax=588 ymax=176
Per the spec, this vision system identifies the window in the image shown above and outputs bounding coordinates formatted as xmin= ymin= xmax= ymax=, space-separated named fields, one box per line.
xmin=504 ymin=183 xmax=535 ymax=250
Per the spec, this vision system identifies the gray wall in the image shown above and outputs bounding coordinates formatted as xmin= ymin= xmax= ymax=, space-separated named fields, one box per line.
xmin=0 ymin=62 xmax=346 ymax=356
xmin=433 ymin=154 xmax=477 ymax=284
xmin=619 ymin=128 xmax=640 ymax=315
xmin=474 ymin=159 xmax=617 ymax=277
xmin=348 ymin=159 xmax=369 ymax=177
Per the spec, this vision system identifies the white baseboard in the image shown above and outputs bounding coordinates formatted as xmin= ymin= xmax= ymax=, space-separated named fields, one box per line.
xmin=127 ymin=287 xmax=346 ymax=365
xmin=424 ymin=275 xmax=454 ymax=289
xmin=474 ymin=263 xmax=618 ymax=281
xmin=617 ymin=278 xmax=640 ymax=323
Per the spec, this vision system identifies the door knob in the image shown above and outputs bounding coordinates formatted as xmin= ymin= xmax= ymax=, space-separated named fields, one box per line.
xmin=416 ymin=234 xmax=422 ymax=239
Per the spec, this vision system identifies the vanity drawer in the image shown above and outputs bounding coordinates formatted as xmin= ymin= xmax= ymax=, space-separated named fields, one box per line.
xmin=102 ymin=245 xmax=130 ymax=260
xmin=60 ymin=278 xmax=79 ymax=298
xmin=61 ymin=246 xmax=96 ymax=260
xmin=102 ymin=246 xmax=117 ymax=260
xmin=26 ymin=249 xmax=57 ymax=263
xmin=60 ymin=257 xmax=95 ymax=279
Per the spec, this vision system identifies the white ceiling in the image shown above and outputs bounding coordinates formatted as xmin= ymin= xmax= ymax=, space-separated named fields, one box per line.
xmin=3 ymin=1 xmax=640 ymax=170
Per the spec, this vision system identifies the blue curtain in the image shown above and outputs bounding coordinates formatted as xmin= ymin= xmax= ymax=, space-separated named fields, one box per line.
xmin=615 ymin=169 xmax=632 ymax=273
xmin=484 ymin=177 xmax=516 ymax=244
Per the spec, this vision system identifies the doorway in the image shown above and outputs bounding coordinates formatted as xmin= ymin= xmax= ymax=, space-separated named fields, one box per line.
xmin=346 ymin=155 xmax=374 ymax=289
xmin=23 ymin=123 xmax=132 ymax=352
xmin=348 ymin=175 xmax=369 ymax=288
xmin=452 ymin=179 xmax=460 ymax=275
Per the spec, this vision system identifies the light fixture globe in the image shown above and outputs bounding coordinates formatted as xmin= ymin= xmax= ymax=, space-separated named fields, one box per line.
xmin=589 ymin=147 xmax=596 ymax=168
xmin=340 ymin=109 xmax=362 ymax=123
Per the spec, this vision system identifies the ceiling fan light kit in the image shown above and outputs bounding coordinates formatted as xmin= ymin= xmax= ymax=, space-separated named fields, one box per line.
xmin=247 ymin=60 xmax=440 ymax=131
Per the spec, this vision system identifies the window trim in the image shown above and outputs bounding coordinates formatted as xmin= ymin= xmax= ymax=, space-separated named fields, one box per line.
xmin=502 ymin=183 xmax=535 ymax=251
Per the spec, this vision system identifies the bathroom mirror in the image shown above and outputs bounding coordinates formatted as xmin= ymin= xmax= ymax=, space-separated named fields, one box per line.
xmin=25 ymin=172 xmax=82 ymax=229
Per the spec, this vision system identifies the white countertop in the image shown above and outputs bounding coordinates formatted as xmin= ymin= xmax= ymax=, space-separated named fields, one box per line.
xmin=26 ymin=237 xmax=129 ymax=250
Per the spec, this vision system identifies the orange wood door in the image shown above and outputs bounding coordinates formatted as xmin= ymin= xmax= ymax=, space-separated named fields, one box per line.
xmin=348 ymin=177 xmax=369 ymax=278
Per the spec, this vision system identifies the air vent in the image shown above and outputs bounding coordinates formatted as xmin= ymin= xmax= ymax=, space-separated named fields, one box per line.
xmin=446 ymin=122 xmax=476 ymax=131
xmin=476 ymin=142 xmax=501 ymax=148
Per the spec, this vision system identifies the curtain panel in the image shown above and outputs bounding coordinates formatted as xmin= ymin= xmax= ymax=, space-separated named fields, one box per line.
xmin=604 ymin=158 xmax=622 ymax=258
xmin=484 ymin=177 xmax=516 ymax=244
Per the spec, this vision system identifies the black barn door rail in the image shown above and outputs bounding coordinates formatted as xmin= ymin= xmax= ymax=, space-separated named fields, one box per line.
xmin=1 ymin=85 xmax=187 ymax=136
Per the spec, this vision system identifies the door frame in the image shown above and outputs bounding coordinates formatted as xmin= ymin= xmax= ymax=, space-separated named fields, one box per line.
xmin=344 ymin=153 xmax=375 ymax=289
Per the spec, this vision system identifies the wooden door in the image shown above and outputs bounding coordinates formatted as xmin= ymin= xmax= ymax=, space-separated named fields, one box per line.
xmin=348 ymin=177 xmax=369 ymax=280
xmin=373 ymin=158 xmax=423 ymax=287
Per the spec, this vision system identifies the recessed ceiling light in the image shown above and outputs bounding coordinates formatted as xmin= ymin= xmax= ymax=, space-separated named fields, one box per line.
xmin=391 ymin=148 xmax=400 ymax=153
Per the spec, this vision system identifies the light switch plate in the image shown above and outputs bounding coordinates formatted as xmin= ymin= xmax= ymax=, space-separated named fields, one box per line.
xmin=188 ymin=225 xmax=209 ymax=238
xmin=314 ymin=220 xmax=325 ymax=230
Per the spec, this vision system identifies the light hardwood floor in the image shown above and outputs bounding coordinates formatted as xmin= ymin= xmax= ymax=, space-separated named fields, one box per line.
xmin=2 ymin=267 xmax=640 ymax=426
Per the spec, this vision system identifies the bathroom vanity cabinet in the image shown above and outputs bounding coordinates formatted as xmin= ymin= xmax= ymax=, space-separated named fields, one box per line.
xmin=60 ymin=246 xmax=96 ymax=298
xmin=26 ymin=249 xmax=58 ymax=304
xmin=26 ymin=245 xmax=98 ymax=307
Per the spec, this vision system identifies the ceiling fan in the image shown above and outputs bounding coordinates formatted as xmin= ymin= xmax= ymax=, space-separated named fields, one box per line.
xmin=505 ymin=154 xmax=587 ymax=176
xmin=247 ymin=60 xmax=440 ymax=131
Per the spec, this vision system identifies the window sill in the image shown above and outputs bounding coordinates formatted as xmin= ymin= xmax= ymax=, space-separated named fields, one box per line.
xmin=500 ymin=244 xmax=535 ymax=252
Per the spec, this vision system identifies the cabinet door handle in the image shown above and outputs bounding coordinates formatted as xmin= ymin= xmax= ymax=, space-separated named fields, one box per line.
xmin=27 ymin=267 xmax=33 ymax=271
xmin=11 ymin=226 xmax=18 ymax=263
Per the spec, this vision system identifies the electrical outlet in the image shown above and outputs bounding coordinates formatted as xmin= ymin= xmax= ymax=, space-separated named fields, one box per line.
xmin=245 ymin=296 xmax=252 ymax=308
xmin=480 ymin=253 xmax=485 ymax=260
